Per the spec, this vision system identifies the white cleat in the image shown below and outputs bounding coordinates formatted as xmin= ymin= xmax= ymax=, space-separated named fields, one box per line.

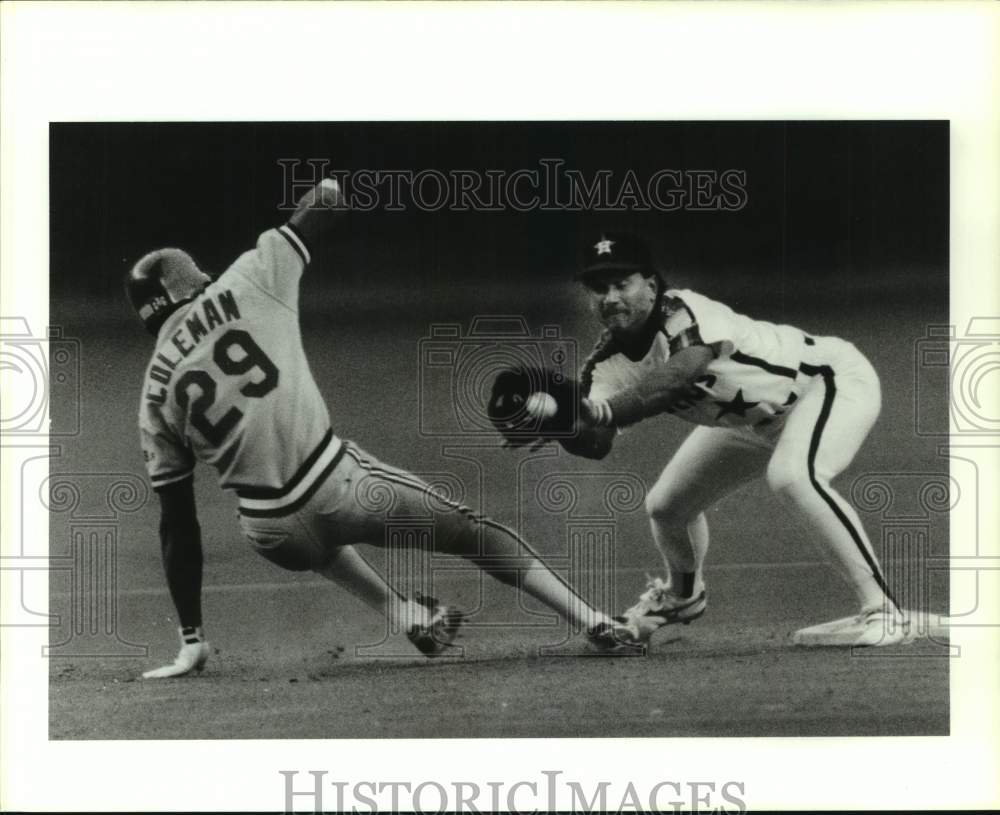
xmin=793 ymin=607 xmax=913 ymax=648
xmin=616 ymin=576 xmax=707 ymax=642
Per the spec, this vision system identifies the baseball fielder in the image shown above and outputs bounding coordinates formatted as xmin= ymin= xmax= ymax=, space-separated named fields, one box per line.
xmin=127 ymin=180 xmax=637 ymax=678
xmin=555 ymin=232 xmax=906 ymax=647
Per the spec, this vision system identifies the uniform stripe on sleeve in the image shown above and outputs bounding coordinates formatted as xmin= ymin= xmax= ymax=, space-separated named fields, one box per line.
xmin=662 ymin=295 xmax=707 ymax=356
xmin=150 ymin=469 xmax=194 ymax=490
xmin=662 ymin=295 xmax=697 ymax=326
xmin=278 ymin=224 xmax=311 ymax=266
xmin=667 ymin=326 xmax=705 ymax=355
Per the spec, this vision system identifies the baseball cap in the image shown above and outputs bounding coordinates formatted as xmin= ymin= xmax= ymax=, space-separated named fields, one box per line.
xmin=576 ymin=232 xmax=656 ymax=282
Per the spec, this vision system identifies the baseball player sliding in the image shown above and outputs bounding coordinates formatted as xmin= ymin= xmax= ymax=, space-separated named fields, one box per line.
xmin=127 ymin=180 xmax=638 ymax=678
xmin=501 ymin=232 xmax=907 ymax=647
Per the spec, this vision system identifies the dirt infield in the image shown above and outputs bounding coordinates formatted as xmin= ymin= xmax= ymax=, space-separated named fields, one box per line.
xmin=49 ymin=565 xmax=949 ymax=740
xmin=46 ymin=299 xmax=950 ymax=740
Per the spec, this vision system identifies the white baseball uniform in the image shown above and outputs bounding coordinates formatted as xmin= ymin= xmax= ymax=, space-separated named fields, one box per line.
xmin=137 ymin=223 xmax=606 ymax=633
xmin=582 ymin=287 xmax=894 ymax=612
xmin=139 ymin=224 xmax=336 ymax=501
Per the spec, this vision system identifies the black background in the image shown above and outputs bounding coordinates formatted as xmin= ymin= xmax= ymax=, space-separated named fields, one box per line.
xmin=51 ymin=121 xmax=947 ymax=318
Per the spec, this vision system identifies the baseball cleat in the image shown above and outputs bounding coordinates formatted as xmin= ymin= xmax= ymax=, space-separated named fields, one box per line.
xmin=616 ymin=576 xmax=707 ymax=641
xmin=406 ymin=594 xmax=466 ymax=657
xmin=792 ymin=607 xmax=913 ymax=647
xmin=586 ymin=621 xmax=646 ymax=655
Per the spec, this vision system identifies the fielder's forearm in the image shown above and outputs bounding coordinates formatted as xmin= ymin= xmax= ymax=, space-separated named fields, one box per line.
xmin=558 ymin=422 xmax=615 ymax=459
xmin=607 ymin=373 xmax=693 ymax=427
xmin=589 ymin=344 xmax=715 ymax=428
xmin=159 ymin=518 xmax=203 ymax=629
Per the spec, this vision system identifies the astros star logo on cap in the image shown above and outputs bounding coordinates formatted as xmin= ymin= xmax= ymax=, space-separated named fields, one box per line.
xmin=594 ymin=238 xmax=614 ymax=255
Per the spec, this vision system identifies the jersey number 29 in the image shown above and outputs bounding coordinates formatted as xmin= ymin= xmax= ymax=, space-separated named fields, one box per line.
xmin=174 ymin=329 xmax=279 ymax=445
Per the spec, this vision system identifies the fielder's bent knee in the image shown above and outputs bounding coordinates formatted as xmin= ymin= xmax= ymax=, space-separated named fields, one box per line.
xmin=644 ymin=488 xmax=661 ymax=519
xmin=646 ymin=490 xmax=699 ymax=531
xmin=645 ymin=489 xmax=674 ymax=522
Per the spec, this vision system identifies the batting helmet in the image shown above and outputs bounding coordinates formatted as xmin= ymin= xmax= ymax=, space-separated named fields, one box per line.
xmin=576 ymin=232 xmax=656 ymax=283
xmin=125 ymin=248 xmax=211 ymax=335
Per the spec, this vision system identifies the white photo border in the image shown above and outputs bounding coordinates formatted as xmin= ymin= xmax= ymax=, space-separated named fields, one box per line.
xmin=2 ymin=1 xmax=998 ymax=811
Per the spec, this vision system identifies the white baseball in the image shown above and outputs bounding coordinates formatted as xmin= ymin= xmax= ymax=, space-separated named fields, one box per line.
xmin=525 ymin=392 xmax=558 ymax=420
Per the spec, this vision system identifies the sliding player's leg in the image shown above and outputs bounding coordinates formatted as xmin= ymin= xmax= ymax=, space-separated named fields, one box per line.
xmin=338 ymin=444 xmax=618 ymax=637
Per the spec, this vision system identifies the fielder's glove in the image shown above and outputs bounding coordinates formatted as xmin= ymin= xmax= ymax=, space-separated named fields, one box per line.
xmin=487 ymin=365 xmax=577 ymax=448
xmin=142 ymin=626 xmax=210 ymax=679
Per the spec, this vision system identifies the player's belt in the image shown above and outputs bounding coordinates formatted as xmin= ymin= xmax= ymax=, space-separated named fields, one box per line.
xmin=235 ymin=429 xmax=345 ymax=518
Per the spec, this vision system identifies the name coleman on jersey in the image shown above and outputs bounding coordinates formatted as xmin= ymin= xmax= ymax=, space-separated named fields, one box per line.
xmin=144 ymin=289 xmax=241 ymax=405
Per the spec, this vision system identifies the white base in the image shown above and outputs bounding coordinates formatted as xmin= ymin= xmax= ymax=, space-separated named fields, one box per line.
xmin=793 ymin=610 xmax=950 ymax=647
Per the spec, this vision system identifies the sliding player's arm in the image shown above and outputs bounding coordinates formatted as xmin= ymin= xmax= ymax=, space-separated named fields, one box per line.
xmin=158 ymin=476 xmax=203 ymax=632
xmin=287 ymin=177 xmax=348 ymax=249
xmin=141 ymin=476 xmax=211 ymax=679
xmin=139 ymin=416 xmax=209 ymax=679
xmin=225 ymin=177 xmax=347 ymax=312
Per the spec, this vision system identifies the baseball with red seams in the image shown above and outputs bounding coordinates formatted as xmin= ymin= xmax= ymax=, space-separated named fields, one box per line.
xmin=525 ymin=392 xmax=558 ymax=419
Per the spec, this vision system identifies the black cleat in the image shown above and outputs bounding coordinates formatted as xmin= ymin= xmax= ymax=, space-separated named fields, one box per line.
xmin=406 ymin=594 xmax=466 ymax=657
xmin=586 ymin=621 xmax=646 ymax=656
